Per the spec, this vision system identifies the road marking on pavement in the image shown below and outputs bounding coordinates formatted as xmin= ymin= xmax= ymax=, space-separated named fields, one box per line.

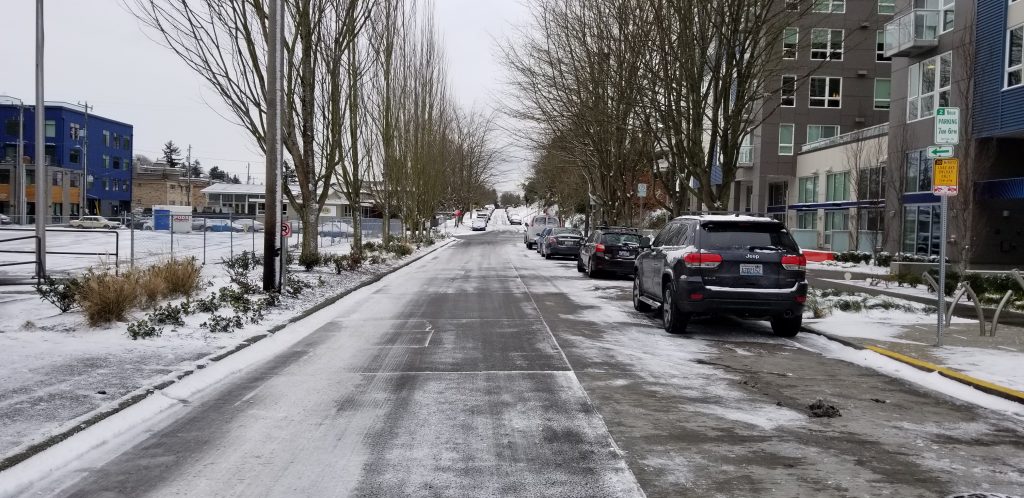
xmin=865 ymin=345 xmax=1024 ymax=405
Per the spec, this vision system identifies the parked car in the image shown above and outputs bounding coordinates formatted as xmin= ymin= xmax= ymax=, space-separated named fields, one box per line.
xmin=69 ymin=216 xmax=122 ymax=229
xmin=524 ymin=215 xmax=559 ymax=249
xmin=539 ymin=228 xmax=584 ymax=259
xmin=204 ymin=219 xmax=243 ymax=232
xmin=319 ymin=221 xmax=353 ymax=238
xmin=129 ymin=217 xmax=152 ymax=230
xmin=0 ymin=214 xmax=11 ymax=225
xmin=578 ymin=227 xmax=643 ymax=278
xmin=191 ymin=217 xmax=208 ymax=231
xmin=234 ymin=219 xmax=265 ymax=232
xmin=471 ymin=218 xmax=487 ymax=231
xmin=509 ymin=214 xmax=522 ymax=225
xmin=534 ymin=227 xmax=553 ymax=253
xmin=632 ymin=214 xmax=807 ymax=337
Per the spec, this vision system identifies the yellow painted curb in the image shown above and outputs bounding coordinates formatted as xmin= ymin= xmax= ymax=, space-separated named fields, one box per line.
xmin=865 ymin=345 xmax=1024 ymax=405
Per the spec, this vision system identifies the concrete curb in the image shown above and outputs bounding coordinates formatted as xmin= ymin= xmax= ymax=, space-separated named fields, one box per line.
xmin=801 ymin=325 xmax=1024 ymax=406
xmin=0 ymin=237 xmax=456 ymax=473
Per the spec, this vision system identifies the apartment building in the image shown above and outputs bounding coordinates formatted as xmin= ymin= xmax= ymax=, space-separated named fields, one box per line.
xmin=736 ymin=0 xmax=894 ymax=221
xmin=133 ymin=161 xmax=210 ymax=211
xmin=882 ymin=0 xmax=1023 ymax=266
xmin=0 ymin=99 xmax=133 ymax=222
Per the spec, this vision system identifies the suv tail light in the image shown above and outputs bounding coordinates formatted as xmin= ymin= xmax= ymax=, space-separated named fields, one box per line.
xmin=683 ymin=252 xmax=723 ymax=269
xmin=781 ymin=254 xmax=807 ymax=271
xmin=595 ymin=243 xmax=605 ymax=253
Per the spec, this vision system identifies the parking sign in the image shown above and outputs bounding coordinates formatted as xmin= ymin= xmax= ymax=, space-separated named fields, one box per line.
xmin=932 ymin=158 xmax=959 ymax=196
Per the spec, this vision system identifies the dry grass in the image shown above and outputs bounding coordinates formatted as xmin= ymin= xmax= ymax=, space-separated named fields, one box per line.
xmin=150 ymin=258 xmax=203 ymax=297
xmin=138 ymin=273 xmax=167 ymax=309
xmin=77 ymin=270 xmax=140 ymax=326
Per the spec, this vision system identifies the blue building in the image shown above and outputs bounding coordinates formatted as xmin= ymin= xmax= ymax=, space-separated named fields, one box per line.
xmin=0 ymin=99 xmax=133 ymax=222
xmin=884 ymin=0 xmax=1024 ymax=266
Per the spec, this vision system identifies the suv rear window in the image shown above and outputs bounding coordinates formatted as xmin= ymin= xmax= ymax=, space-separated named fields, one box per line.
xmin=700 ymin=222 xmax=799 ymax=252
xmin=551 ymin=228 xmax=580 ymax=236
xmin=600 ymin=233 xmax=640 ymax=245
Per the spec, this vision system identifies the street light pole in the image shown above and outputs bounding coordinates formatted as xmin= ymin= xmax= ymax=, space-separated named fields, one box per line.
xmin=34 ymin=0 xmax=47 ymax=277
xmin=78 ymin=100 xmax=91 ymax=215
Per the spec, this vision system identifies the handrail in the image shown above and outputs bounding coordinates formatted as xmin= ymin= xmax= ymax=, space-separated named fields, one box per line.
xmin=0 ymin=227 xmax=120 ymax=275
xmin=0 ymin=234 xmax=41 ymax=284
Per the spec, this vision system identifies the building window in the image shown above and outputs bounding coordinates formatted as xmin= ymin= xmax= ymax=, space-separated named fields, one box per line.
xmin=809 ymin=76 xmax=842 ymax=108
xmin=768 ymin=182 xmax=788 ymax=207
xmin=70 ymin=173 xmax=80 ymax=188
xmin=876 ymin=31 xmax=892 ymax=62
xmin=103 ymin=130 xmax=111 ymax=147
xmin=812 ymin=0 xmax=845 ymax=13
xmin=26 ymin=170 xmax=35 ymax=185
xmin=4 ymin=119 xmax=19 ymax=136
xmin=124 ymin=137 xmax=131 ymax=151
xmin=907 ymin=52 xmax=952 ymax=121
xmin=798 ymin=175 xmax=819 ymax=203
xmin=940 ymin=0 xmax=954 ymax=33
xmin=781 ymin=75 xmax=797 ymax=106
xmin=113 ymin=157 xmax=121 ymax=170
xmin=70 ymin=148 xmax=81 ymax=164
xmin=797 ymin=211 xmax=818 ymax=230
xmin=45 ymin=144 xmax=55 ymax=165
xmin=52 ymin=171 xmax=63 ymax=187
xmin=904 ymin=149 xmax=933 ymax=193
xmin=739 ymin=134 xmax=753 ymax=164
xmin=3 ymin=144 xmax=15 ymax=162
xmin=0 ymin=169 xmax=10 ymax=184
xmin=44 ymin=120 xmax=56 ymax=138
xmin=810 ymin=29 xmax=843 ymax=61
xmin=878 ymin=0 xmax=895 ymax=14
xmin=123 ymin=180 xmax=130 ymax=192
xmin=103 ymin=155 xmax=111 ymax=169
xmin=874 ymin=78 xmax=891 ymax=109
xmin=1007 ymin=25 xmax=1023 ymax=88
xmin=902 ymin=205 xmax=941 ymax=255
xmin=824 ymin=210 xmax=849 ymax=234
xmin=113 ymin=134 xmax=121 ymax=149
xmin=860 ymin=208 xmax=884 ymax=232
xmin=807 ymin=125 xmax=840 ymax=144
xmin=778 ymin=124 xmax=795 ymax=155
xmin=783 ymin=28 xmax=798 ymax=59
xmin=857 ymin=166 xmax=885 ymax=200
xmin=826 ymin=171 xmax=850 ymax=202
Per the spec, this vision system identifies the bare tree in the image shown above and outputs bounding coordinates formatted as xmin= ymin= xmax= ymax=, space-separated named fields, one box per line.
xmin=844 ymin=132 xmax=888 ymax=252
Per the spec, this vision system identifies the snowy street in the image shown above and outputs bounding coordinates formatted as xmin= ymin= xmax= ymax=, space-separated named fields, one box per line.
xmin=12 ymin=217 xmax=1024 ymax=497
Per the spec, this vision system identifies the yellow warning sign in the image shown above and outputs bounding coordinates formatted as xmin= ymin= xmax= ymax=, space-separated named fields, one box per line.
xmin=932 ymin=158 xmax=959 ymax=196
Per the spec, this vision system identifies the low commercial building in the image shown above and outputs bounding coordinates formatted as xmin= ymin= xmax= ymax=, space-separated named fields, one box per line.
xmin=201 ymin=183 xmax=376 ymax=219
xmin=132 ymin=161 xmax=210 ymax=211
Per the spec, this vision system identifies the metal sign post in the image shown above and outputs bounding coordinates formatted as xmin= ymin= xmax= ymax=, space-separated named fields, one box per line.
xmin=932 ymin=157 xmax=959 ymax=346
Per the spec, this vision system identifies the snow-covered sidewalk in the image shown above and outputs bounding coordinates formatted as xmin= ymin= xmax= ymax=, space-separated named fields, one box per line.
xmin=0 ymin=238 xmax=454 ymax=462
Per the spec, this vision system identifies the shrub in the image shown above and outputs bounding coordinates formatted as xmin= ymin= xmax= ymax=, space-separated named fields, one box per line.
xmin=874 ymin=252 xmax=892 ymax=267
xmin=299 ymin=253 xmax=321 ymax=271
xmin=368 ymin=254 xmax=385 ymax=265
xmin=34 ymin=276 xmax=83 ymax=313
xmin=422 ymin=237 xmax=436 ymax=247
xmin=332 ymin=254 xmax=350 ymax=274
xmin=127 ymin=318 xmax=161 ymax=340
xmin=362 ymin=240 xmax=379 ymax=252
xmin=895 ymin=272 xmax=923 ymax=288
xmin=388 ymin=243 xmax=414 ymax=257
xmin=189 ymin=294 xmax=221 ymax=314
xmin=201 ymin=314 xmax=244 ymax=333
xmin=151 ymin=258 xmax=203 ymax=297
xmin=286 ymin=278 xmax=312 ymax=297
xmin=77 ymin=270 xmax=140 ymax=325
xmin=222 ymin=251 xmax=261 ymax=293
xmin=348 ymin=253 xmax=363 ymax=269
xmin=149 ymin=303 xmax=185 ymax=327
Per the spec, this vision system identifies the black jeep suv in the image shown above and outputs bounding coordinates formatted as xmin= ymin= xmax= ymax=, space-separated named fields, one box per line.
xmin=632 ymin=215 xmax=807 ymax=337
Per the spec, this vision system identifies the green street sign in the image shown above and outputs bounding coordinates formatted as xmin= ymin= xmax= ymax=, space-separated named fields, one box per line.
xmin=926 ymin=145 xmax=954 ymax=158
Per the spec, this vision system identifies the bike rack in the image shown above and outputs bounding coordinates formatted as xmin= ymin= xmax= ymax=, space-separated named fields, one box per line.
xmin=988 ymin=269 xmax=1024 ymax=337
xmin=944 ymin=281 xmax=988 ymax=336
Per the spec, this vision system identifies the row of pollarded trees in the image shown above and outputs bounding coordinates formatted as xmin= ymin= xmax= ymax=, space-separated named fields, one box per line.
xmin=131 ymin=0 xmax=499 ymax=261
xmin=502 ymin=0 xmax=821 ymax=224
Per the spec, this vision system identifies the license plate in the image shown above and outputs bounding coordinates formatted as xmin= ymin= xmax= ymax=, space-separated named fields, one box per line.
xmin=619 ymin=251 xmax=634 ymax=258
xmin=740 ymin=264 xmax=763 ymax=276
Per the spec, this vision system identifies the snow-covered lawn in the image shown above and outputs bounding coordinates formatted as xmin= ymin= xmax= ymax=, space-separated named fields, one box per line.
xmin=0 ymin=237 xmax=453 ymax=460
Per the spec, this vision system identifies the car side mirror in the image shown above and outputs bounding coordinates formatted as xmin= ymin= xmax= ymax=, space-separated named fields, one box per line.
xmin=640 ymin=237 xmax=652 ymax=250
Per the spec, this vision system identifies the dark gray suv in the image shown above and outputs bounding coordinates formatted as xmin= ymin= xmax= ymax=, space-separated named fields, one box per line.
xmin=632 ymin=215 xmax=807 ymax=337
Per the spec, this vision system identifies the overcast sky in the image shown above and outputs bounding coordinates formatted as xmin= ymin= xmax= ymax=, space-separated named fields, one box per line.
xmin=0 ymin=0 xmax=529 ymax=191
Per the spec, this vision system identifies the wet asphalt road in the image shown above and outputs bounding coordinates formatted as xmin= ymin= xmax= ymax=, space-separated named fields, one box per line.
xmin=31 ymin=227 xmax=1024 ymax=497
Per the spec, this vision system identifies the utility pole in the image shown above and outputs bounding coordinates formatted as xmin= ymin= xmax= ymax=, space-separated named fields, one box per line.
xmin=34 ymin=0 xmax=47 ymax=277
xmin=186 ymin=144 xmax=192 ymax=207
xmin=246 ymin=163 xmax=250 ymax=184
xmin=78 ymin=100 xmax=91 ymax=215
xmin=264 ymin=0 xmax=284 ymax=292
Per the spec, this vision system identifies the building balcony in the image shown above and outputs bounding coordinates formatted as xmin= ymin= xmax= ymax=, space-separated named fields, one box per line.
xmin=884 ymin=9 xmax=940 ymax=58
xmin=800 ymin=123 xmax=889 ymax=154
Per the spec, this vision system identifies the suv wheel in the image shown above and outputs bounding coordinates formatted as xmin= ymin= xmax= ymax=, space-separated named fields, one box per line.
xmin=633 ymin=275 xmax=652 ymax=312
xmin=770 ymin=315 xmax=802 ymax=337
xmin=586 ymin=259 xmax=598 ymax=279
xmin=662 ymin=283 xmax=689 ymax=334
xmin=576 ymin=257 xmax=585 ymax=273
